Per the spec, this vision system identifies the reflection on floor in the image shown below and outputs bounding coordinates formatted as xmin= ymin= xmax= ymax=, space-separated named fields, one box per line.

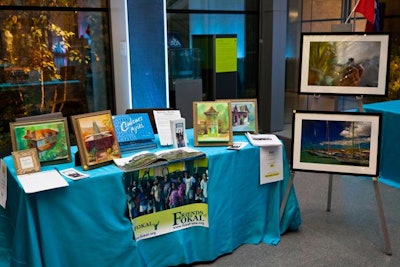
xmin=190 ymin=171 xmax=400 ymax=267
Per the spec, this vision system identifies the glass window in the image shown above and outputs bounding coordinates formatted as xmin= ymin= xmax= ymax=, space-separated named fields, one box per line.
xmin=0 ymin=2 xmax=113 ymax=156
xmin=0 ymin=0 xmax=107 ymax=8
xmin=167 ymin=1 xmax=258 ymax=101
xmin=167 ymin=0 xmax=258 ymax=11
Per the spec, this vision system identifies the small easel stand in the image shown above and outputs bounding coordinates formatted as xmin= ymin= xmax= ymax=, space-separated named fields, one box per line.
xmin=280 ymin=95 xmax=392 ymax=255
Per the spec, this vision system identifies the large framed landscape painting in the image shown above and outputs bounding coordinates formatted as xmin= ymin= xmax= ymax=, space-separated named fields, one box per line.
xmin=71 ymin=110 xmax=121 ymax=170
xmin=193 ymin=101 xmax=233 ymax=146
xmin=10 ymin=118 xmax=71 ymax=165
xmin=291 ymin=110 xmax=381 ymax=176
xmin=299 ymin=33 xmax=390 ymax=96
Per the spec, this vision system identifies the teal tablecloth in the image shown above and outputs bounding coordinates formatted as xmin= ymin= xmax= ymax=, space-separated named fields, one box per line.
xmin=364 ymin=100 xmax=400 ymax=189
xmin=5 ymin=132 xmax=301 ymax=267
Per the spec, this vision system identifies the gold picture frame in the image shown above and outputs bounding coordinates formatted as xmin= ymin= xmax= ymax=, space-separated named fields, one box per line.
xmin=12 ymin=148 xmax=41 ymax=175
xmin=71 ymin=110 xmax=121 ymax=170
xmin=193 ymin=101 xmax=233 ymax=146
xmin=10 ymin=117 xmax=72 ymax=165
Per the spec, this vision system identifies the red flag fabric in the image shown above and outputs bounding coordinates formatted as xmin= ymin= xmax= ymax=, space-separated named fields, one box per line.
xmin=355 ymin=0 xmax=375 ymax=24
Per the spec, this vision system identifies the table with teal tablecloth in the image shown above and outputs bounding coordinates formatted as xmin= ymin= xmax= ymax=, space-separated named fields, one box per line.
xmin=5 ymin=133 xmax=301 ymax=267
xmin=364 ymin=100 xmax=400 ymax=189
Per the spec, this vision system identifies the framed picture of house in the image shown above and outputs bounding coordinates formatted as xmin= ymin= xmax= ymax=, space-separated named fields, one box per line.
xmin=229 ymin=98 xmax=258 ymax=134
xmin=71 ymin=110 xmax=121 ymax=170
xmin=193 ymin=101 xmax=233 ymax=146
xmin=10 ymin=117 xmax=72 ymax=165
xmin=299 ymin=32 xmax=390 ymax=96
xmin=291 ymin=110 xmax=382 ymax=176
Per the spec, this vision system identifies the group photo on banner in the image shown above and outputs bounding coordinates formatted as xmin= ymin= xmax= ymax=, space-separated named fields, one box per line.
xmin=123 ymin=157 xmax=209 ymax=241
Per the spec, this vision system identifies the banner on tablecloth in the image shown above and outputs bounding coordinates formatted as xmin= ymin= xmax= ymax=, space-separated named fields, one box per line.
xmin=123 ymin=157 xmax=209 ymax=241
xmin=132 ymin=203 xmax=208 ymax=241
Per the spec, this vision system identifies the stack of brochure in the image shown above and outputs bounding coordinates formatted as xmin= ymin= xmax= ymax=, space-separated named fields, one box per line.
xmin=113 ymin=147 xmax=206 ymax=172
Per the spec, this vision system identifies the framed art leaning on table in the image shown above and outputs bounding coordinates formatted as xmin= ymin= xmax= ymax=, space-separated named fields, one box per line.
xmin=10 ymin=117 xmax=72 ymax=165
xmin=229 ymin=98 xmax=258 ymax=134
xmin=71 ymin=110 xmax=121 ymax=170
xmin=193 ymin=101 xmax=233 ymax=146
xmin=12 ymin=148 xmax=41 ymax=175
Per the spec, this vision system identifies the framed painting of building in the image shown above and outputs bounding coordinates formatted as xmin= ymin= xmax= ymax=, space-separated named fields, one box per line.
xmin=299 ymin=33 xmax=390 ymax=96
xmin=229 ymin=98 xmax=258 ymax=134
xmin=193 ymin=101 xmax=233 ymax=146
xmin=291 ymin=110 xmax=381 ymax=176
xmin=10 ymin=117 xmax=72 ymax=165
xmin=71 ymin=110 xmax=121 ymax=170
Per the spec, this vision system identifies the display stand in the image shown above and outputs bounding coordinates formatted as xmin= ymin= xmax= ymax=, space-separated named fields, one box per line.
xmin=280 ymin=95 xmax=392 ymax=255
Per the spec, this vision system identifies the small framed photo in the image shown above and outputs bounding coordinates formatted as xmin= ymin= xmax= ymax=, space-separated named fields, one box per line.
xmin=193 ymin=101 xmax=233 ymax=146
xmin=229 ymin=98 xmax=258 ymax=134
xmin=291 ymin=110 xmax=382 ymax=176
xmin=10 ymin=117 xmax=72 ymax=165
xmin=299 ymin=32 xmax=390 ymax=96
xmin=170 ymin=118 xmax=187 ymax=148
xmin=12 ymin=148 xmax=41 ymax=175
xmin=71 ymin=110 xmax=121 ymax=170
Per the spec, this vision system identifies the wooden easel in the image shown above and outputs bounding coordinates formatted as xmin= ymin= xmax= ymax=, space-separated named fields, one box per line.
xmin=280 ymin=95 xmax=392 ymax=255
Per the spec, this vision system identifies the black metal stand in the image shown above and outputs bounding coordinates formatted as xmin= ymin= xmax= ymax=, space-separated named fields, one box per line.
xmin=280 ymin=172 xmax=392 ymax=255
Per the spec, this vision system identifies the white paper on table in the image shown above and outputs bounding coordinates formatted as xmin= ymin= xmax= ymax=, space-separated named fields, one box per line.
xmin=227 ymin=142 xmax=248 ymax=150
xmin=259 ymin=146 xmax=283 ymax=184
xmin=0 ymin=159 xmax=7 ymax=208
xmin=59 ymin=168 xmax=89 ymax=180
xmin=153 ymin=110 xmax=182 ymax=146
xmin=17 ymin=169 xmax=69 ymax=194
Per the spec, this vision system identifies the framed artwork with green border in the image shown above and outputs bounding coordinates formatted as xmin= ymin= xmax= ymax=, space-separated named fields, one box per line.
xmin=10 ymin=118 xmax=71 ymax=165
xmin=193 ymin=101 xmax=233 ymax=146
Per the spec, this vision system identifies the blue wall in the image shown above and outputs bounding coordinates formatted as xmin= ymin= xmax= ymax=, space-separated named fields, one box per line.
xmin=127 ymin=0 xmax=167 ymax=108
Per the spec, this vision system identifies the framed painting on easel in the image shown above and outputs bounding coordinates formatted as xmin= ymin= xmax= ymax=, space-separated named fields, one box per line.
xmin=291 ymin=110 xmax=382 ymax=176
xmin=299 ymin=32 xmax=390 ymax=96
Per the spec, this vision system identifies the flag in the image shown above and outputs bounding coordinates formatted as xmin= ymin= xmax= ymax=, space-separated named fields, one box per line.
xmin=355 ymin=0 xmax=380 ymax=32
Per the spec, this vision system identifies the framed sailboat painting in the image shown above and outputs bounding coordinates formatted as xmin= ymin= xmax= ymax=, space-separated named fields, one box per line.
xmin=291 ymin=110 xmax=382 ymax=176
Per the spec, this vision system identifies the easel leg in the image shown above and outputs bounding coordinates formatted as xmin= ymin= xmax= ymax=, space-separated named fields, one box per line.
xmin=280 ymin=171 xmax=295 ymax=221
xmin=372 ymin=177 xmax=392 ymax=255
xmin=326 ymin=174 xmax=333 ymax=211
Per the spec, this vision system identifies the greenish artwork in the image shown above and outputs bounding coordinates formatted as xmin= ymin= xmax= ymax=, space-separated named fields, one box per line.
xmin=300 ymin=33 xmax=389 ymax=96
xmin=193 ymin=101 xmax=232 ymax=146
xmin=10 ymin=118 xmax=71 ymax=165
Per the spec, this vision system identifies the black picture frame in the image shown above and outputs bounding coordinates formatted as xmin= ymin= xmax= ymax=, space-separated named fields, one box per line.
xmin=291 ymin=110 xmax=382 ymax=176
xmin=299 ymin=32 xmax=390 ymax=96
